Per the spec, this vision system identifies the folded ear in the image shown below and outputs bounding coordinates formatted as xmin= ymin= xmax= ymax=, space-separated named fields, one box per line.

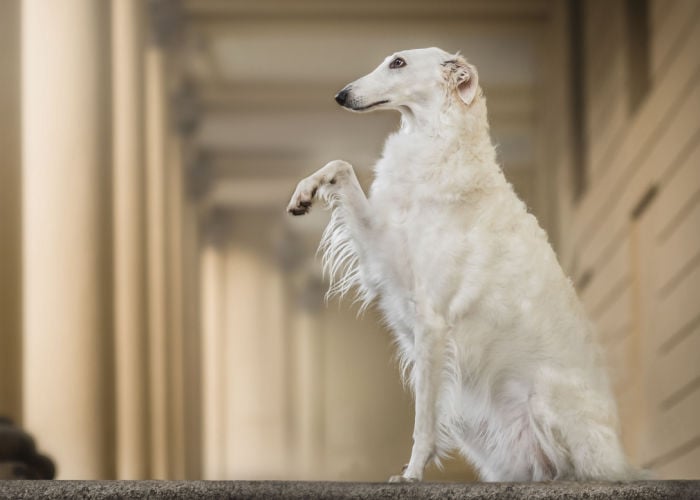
xmin=442 ymin=55 xmax=479 ymax=106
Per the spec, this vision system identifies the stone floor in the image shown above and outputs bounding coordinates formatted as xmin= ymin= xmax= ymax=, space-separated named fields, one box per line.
xmin=0 ymin=480 xmax=699 ymax=499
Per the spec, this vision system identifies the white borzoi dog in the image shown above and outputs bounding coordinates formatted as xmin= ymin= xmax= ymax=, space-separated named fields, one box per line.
xmin=287 ymin=47 xmax=641 ymax=482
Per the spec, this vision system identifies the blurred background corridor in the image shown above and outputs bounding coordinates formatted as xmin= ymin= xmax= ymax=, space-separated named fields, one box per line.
xmin=1 ymin=0 xmax=699 ymax=481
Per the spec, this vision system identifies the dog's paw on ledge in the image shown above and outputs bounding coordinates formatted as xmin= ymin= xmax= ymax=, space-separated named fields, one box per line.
xmin=387 ymin=474 xmax=419 ymax=483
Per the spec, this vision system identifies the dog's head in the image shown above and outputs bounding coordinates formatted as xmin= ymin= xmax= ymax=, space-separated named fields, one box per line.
xmin=334 ymin=47 xmax=480 ymax=116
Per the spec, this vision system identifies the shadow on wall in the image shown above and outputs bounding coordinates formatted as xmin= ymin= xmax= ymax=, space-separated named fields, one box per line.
xmin=0 ymin=417 xmax=55 ymax=479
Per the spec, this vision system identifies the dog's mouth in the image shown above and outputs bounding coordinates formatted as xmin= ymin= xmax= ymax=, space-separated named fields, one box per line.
xmin=348 ymin=100 xmax=390 ymax=111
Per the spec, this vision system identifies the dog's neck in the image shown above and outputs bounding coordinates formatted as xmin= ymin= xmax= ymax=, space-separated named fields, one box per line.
xmin=398 ymin=94 xmax=495 ymax=164
xmin=376 ymin=94 xmax=503 ymax=199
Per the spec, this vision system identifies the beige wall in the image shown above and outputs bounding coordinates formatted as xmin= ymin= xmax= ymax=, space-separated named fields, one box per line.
xmin=559 ymin=0 xmax=700 ymax=479
xmin=4 ymin=0 xmax=202 ymax=479
xmin=0 ymin=0 xmax=22 ymax=424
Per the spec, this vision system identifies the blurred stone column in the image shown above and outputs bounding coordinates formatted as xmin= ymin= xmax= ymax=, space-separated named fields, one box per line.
xmin=145 ymin=44 xmax=170 ymax=479
xmin=22 ymin=0 xmax=114 ymax=479
xmin=0 ymin=0 xmax=22 ymax=425
xmin=144 ymin=0 xmax=185 ymax=479
xmin=166 ymin=134 xmax=186 ymax=479
xmin=166 ymin=74 xmax=202 ymax=480
xmin=111 ymin=0 xmax=149 ymax=479
xmin=291 ymin=273 xmax=327 ymax=479
xmin=200 ymin=212 xmax=229 ymax=479
xmin=181 ymin=154 xmax=205 ymax=479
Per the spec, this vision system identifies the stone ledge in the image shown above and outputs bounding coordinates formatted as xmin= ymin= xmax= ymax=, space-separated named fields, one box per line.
xmin=0 ymin=480 xmax=698 ymax=499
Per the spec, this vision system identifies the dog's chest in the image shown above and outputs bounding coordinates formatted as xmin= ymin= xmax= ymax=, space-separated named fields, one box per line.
xmin=369 ymin=185 xmax=464 ymax=303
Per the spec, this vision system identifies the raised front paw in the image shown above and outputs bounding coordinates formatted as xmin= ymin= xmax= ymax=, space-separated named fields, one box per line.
xmin=286 ymin=160 xmax=353 ymax=216
xmin=286 ymin=176 xmax=319 ymax=216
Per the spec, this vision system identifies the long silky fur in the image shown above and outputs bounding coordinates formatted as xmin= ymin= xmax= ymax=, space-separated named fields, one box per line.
xmin=318 ymin=190 xmax=376 ymax=313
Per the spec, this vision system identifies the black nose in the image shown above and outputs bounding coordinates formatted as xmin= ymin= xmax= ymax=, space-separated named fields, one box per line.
xmin=335 ymin=88 xmax=349 ymax=106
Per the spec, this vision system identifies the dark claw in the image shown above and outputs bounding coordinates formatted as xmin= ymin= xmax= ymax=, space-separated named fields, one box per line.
xmin=299 ymin=200 xmax=312 ymax=207
xmin=289 ymin=207 xmax=307 ymax=216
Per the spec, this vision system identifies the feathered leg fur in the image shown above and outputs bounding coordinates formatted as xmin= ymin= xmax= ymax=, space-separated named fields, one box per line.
xmin=287 ymin=160 xmax=378 ymax=308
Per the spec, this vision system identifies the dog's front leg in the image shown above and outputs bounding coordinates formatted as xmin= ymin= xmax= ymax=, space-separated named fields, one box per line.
xmin=389 ymin=317 xmax=447 ymax=483
xmin=287 ymin=160 xmax=376 ymax=291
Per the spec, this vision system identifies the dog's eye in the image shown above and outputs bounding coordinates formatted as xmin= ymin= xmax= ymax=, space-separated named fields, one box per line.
xmin=389 ymin=57 xmax=406 ymax=69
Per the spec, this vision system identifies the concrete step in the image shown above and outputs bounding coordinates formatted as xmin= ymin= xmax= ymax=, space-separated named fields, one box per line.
xmin=0 ymin=480 xmax=699 ymax=499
